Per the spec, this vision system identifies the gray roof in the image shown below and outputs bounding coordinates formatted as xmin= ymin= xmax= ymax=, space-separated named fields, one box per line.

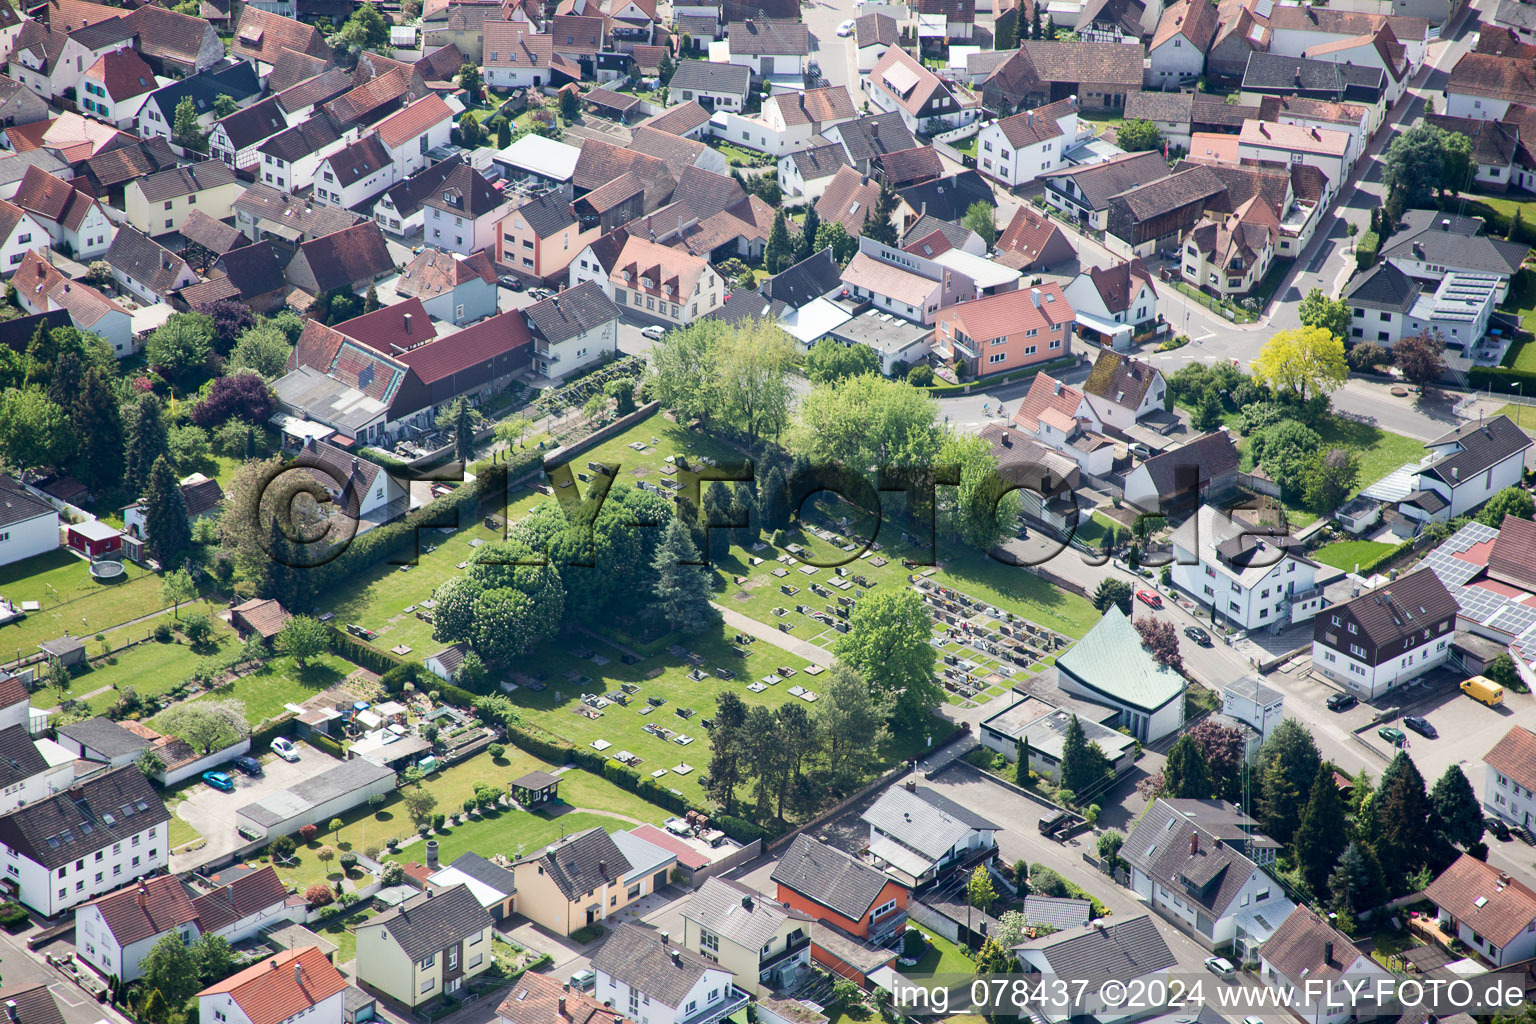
xmin=58 ymin=717 xmax=151 ymax=759
xmin=789 ymin=143 xmax=849 ymax=181
xmin=0 ymin=725 xmax=47 ymax=790
xmin=862 ymin=784 xmax=999 ymax=861
xmin=516 ymin=826 xmax=632 ymax=901
xmin=0 ymin=476 xmax=56 ymax=529
xmin=1496 ymin=0 xmax=1536 ymax=30
xmin=1222 ymin=676 xmax=1283 ymax=706
xmin=1023 ymin=895 xmax=1092 ymax=930
xmin=764 ymin=247 xmax=843 ymax=307
xmin=360 ymin=884 xmax=492 ymax=960
xmin=0 ymin=764 xmax=168 ymax=871
xmin=1421 ymin=414 xmax=1533 ymax=487
xmin=1015 ymin=915 xmax=1177 ymax=977
xmin=272 ymin=366 xmax=383 ymax=435
xmin=1040 ymin=150 xmax=1170 ymax=212
xmin=525 ymin=281 xmax=621 ymax=345
xmin=770 ymin=835 xmax=894 ymax=921
xmin=516 ymin=189 xmax=577 ymax=239
xmin=1123 ymin=799 xmax=1269 ymax=918
xmin=1382 ymin=209 xmax=1530 ymax=277
xmin=1343 ymin=261 xmax=1420 ymax=311
xmin=1242 ymin=51 xmax=1388 ymax=100
xmin=1055 ymin=607 xmax=1185 ymax=714
xmin=681 ymin=877 xmax=811 ymax=950
xmin=592 ymin=924 xmax=725 ymax=1006
xmin=447 ymin=851 xmax=518 ymax=896
xmin=829 ymin=112 xmax=916 ymax=164
xmin=236 ymin=758 xmax=395 ymax=828
xmin=668 ymin=59 xmax=750 ymax=96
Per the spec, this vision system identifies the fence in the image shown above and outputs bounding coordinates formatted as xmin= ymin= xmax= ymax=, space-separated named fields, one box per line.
xmin=688 ymin=838 xmax=763 ymax=885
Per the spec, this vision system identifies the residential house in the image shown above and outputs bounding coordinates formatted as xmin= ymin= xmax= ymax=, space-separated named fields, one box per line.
xmin=1081 ymin=349 xmax=1167 ymax=434
xmin=254 ymin=115 xmax=346 ymax=197
xmin=11 ymin=164 xmax=113 ymax=257
xmin=0 ymin=722 xmax=57 ymax=814
xmin=1077 ymin=0 xmax=1145 ymax=42
xmin=1197 ymin=155 xmax=1327 ymax=259
xmin=179 ymin=240 xmax=290 ymax=313
xmin=666 ymin=60 xmax=749 ymax=112
xmin=1145 ymin=0 xmax=1219 ymax=89
xmin=1123 ymin=798 xmax=1295 ymax=956
xmin=770 ymin=836 xmax=908 ymax=983
xmin=0 ymin=764 xmax=168 ymax=916
xmin=497 ymin=187 xmax=593 ymax=283
xmin=1426 ymin=113 xmax=1520 ymax=190
xmin=396 ymin=248 xmax=497 ymax=324
xmin=575 ymin=233 xmax=727 ymax=324
xmin=73 ymin=137 xmax=175 ymax=207
xmin=1484 ymin=724 xmax=1536 ymax=830
xmin=106 ymin=225 xmax=197 ymax=305
xmin=725 ymin=18 xmax=810 ymax=81
xmin=374 ymin=156 xmax=468 ymax=238
xmin=508 ymin=827 xmax=660 ymax=936
xmin=355 ymin=885 xmax=494 ymax=1005
xmin=934 ymin=284 xmax=1073 ymax=379
xmin=812 ymin=166 xmax=882 ymax=236
xmin=207 ymin=98 xmax=288 ymax=174
xmin=1055 ymin=606 xmax=1186 ymax=741
xmin=8 ymin=19 xmax=131 ymax=106
xmin=1007 ymin=369 xmax=1118 ymax=476
xmin=0 ymin=985 xmax=73 ymax=1024
xmin=285 ymin=221 xmax=396 ymax=300
xmin=1402 ymin=415 xmax=1533 ymax=520
xmin=481 ymin=24 xmax=581 ymax=89
xmin=375 ymin=95 xmax=454 ymax=180
xmin=1446 ymin=51 xmax=1536 ymax=120
xmin=235 ymin=183 xmax=365 ymax=251
xmin=1039 ymin=150 xmax=1170 ymax=231
xmin=680 ymin=878 xmax=813 ymax=996
xmin=990 ymin=41 xmax=1144 ymax=112
xmin=0 ymin=77 xmax=52 ymax=132
xmin=1237 ymin=119 xmax=1350 ymax=199
xmin=639 ymin=102 xmax=712 ymax=140
xmin=878 ymin=146 xmax=943 ymax=189
xmin=995 ymin=204 xmax=1075 ymax=271
xmin=273 ymin=69 xmax=352 ymax=124
xmin=229 ymin=8 xmax=332 ymax=68
xmin=425 ymin=163 xmax=513 ymax=256
xmin=497 ymin=973 xmax=633 ymax=1024
xmin=1259 ymin=907 xmax=1392 ymax=1024
xmin=77 ymin=867 xmax=293 ymax=983
xmin=1240 ymin=52 xmax=1389 ymax=122
xmin=1379 ymin=210 xmax=1529 ymax=302
xmin=823 ymin=112 xmax=917 ymax=176
xmin=136 ymin=63 xmax=261 ymax=146
xmin=976 ymin=97 xmax=1079 ymax=188
xmin=1256 ymin=94 xmax=1372 ymax=171
xmin=314 ymin=136 xmax=395 ymax=211
xmin=78 ymin=49 xmax=154 ymax=129
xmin=121 ymin=5 xmax=224 ymax=78
xmin=1423 ymin=854 xmax=1536 ymax=967
xmin=1169 ymin=504 xmax=1324 ymax=630
xmin=778 ymin=143 xmax=851 ymax=202
xmin=865 ymin=47 xmax=978 ymax=135
xmin=421 ymin=1 xmax=518 ymax=63
xmin=124 ymin=161 xmax=241 ymax=238
xmin=593 ymin=925 xmax=747 ymax=1024
xmin=861 ymin=782 xmax=999 ymax=888
xmin=12 ymin=249 xmax=132 ymax=354
xmin=842 ymin=236 xmax=973 ymax=327
xmin=0 ymin=197 xmax=48 ymax=273
xmin=1343 ymin=262 xmax=1499 ymax=352
xmin=1104 ymin=164 xmax=1229 ymax=260
xmin=855 ymin=13 xmax=898 ymax=71
xmin=1062 ymin=259 xmax=1159 ymax=341
xmin=1182 ymin=198 xmax=1278 ymax=299
xmin=523 ymin=280 xmax=621 ymax=379
xmin=198 ymin=947 xmax=349 ymax=1024
xmin=1014 ymin=917 xmax=1177 ymax=1023
xmin=1311 ymin=568 xmax=1457 ymax=699
xmin=122 ymin=473 xmax=224 ymax=548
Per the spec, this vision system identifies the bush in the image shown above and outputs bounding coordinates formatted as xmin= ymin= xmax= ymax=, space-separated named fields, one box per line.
xmin=433 ymin=812 xmax=446 ymax=830
xmin=488 ymin=742 xmax=505 ymax=758
xmin=270 ymin=835 xmax=297 ymax=862
xmin=0 ymin=902 xmax=29 ymax=930
xmin=714 ymin=814 xmax=771 ymax=843
xmin=339 ymin=851 xmax=358 ymax=869
xmin=304 ymin=884 xmax=334 ymax=907
xmin=308 ymin=733 xmax=345 ymax=758
xmin=153 ymin=623 xmax=173 ymax=643
xmin=902 ymin=929 xmax=927 ymax=957
xmin=1355 ymin=231 xmax=1380 ymax=270
xmin=299 ymin=824 xmax=318 ymax=842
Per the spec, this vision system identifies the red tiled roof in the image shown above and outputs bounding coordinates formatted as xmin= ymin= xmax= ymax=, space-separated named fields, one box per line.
xmin=375 ymin=94 xmax=453 ymax=150
xmin=628 ymin=824 xmax=709 ymax=870
xmin=198 ymin=947 xmax=348 ymax=1024
xmin=232 ymin=598 xmax=290 ymax=638
xmin=1485 ymin=725 xmax=1536 ymax=795
xmin=86 ymin=876 xmax=197 ymax=946
xmin=814 ymin=165 xmax=880 ymax=235
xmin=1423 ymin=854 xmax=1536 ymax=949
xmin=1011 ymin=362 xmax=1084 ymax=432
xmin=999 ymin=205 xmax=1068 ymax=264
xmin=83 ymin=49 xmax=154 ymax=102
xmin=396 ymin=309 xmax=531 ymax=384
xmin=335 ymin=296 xmax=436 ymax=355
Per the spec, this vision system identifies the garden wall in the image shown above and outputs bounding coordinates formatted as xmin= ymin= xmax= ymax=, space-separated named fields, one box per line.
xmin=158 ymin=738 xmax=253 ymax=786
xmin=542 ymin=402 xmax=661 ymax=468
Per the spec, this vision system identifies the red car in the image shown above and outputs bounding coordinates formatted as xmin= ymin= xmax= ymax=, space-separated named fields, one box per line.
xmin=1136 ymin=589 xmax=1162 ymax=609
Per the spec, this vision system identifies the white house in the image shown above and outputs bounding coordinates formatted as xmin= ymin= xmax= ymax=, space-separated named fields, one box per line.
xmin=1311 ymin=568 xmax=1457 ymax=700
xmin=1054 ymin=607 xmax=1186 ymax=743
xmin=523 ymin=281 xmax=621 ymax=380
xmin=1145 ymin=0 xmax=1218 ymax=89
xmin=256 ymin=116 xmax=349 ymax=195
xmin=1259 ymin=906 xmax=1393 ymax=1024
xmin=0 ymin=765 xmax=169 ymax=917
xmin=11 ymin=165 xmax=114 ymax=258
xmin=0 ymin=199 xmax=46 ymax=275
xmin=314 ymin=136 xmax=396 ymax=210
xmin=1124 ymin=799 xmax=1296 ymax=958
xmin=777 ymin=143 xmax=850 ymax=202
xmin=1220 ymin=676 xmax=1284 ymax=747
xmin=723 ymin=19 xmax=810 ymax=82
xmin=1062 ymin=260 xmax=1159 ymax=336
xmin=1009 ymin=373 xmax=1116 ymax=477
xmin=1237 ymin=120 xmax=1349 ymax=201
xmin=591 ymin=924 xmax=748 ymax=1024
xmin=375 ymin=94 xmax=455 ymax=181
xmin=1484 ymin=725 xmax=1536 ymax=830
xmin=1170 ymin=505 xmax=1324 ymax=632
xmin=207 ymin=97 xmax=288 ymax=173
xmin=1407 ymin=415 xmax=1532 ymax=519
xmin=198 ymin=947 xmax=349 ymax=1024
xmin=668 ymin=59 xmax=751 ymax=112
xmin=860 ymin=782 xmax=998 ymax=887
xmin=13 ymin=250 xmax=134 ymax=357
xmin=0 ymin=722 xmax=61 ymax=815
xmin=1079 ymin=349 xmax=1167 ymax=434
xmin=1423 ymin=854 xmax=1536 ymax=968
xmin=1014 ymin=917 xmax=1177 ymax=1024
xmin=424 ymin=164 xmax=513 ymax=256
xmin=840 ymin=236 xmax=974 ymax=326
xmin=865 ymin=46 xmax=978 ymax=135
xmin=1445 ymin=51 xmax=1535 ymax=121
xmin=976 ymin=97 xmax=1078 ymax=188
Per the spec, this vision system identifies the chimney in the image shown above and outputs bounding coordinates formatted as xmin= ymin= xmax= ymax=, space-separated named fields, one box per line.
xmin=295 ymin=962 xmax=303 ymax=986
xmin=559 ymin=998 xmax=568 ymax=1019
xmin=1052 ymin=378 xmax=1062 ymax=395
xmin=1323 ymin=941 xmax=1334 ymax=966
xmin=404 ymin=312 xmax=413 ymax=331
xmin=136 ymin=881 xmax=147 ymax=909
xmin=1190 ymin=832 xmax=1199 ymax=856
xmin=5 ymin=1002 xmax=17 ymax=1024
xmin=669 ymin=950 xmax=682 ymax=965
xmin=905 ymin=777 xmax=917 ymax=791
xmin=1031 ymin=286 xmax=1041 ymax=307
xmin=742 ymin=895 xmax=754 ymax=910
xmin=660 ymin=931 xmax=670 ymax=945
xmin=1442 ymin=218 xmax=1451 ymax=230
xmin=351 ymin=456 xmax=360 ymax=474
xmin=599 ymin=859 xmax=607 ymax=877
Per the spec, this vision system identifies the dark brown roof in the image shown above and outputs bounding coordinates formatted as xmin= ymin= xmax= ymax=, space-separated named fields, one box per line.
xmin=1138 ymin=431 xmax=1239 ymax=498
xmin=1018 ymin=39 xmax=1144 ymax=86
xmin=1426 ymin=112 xmax=1519 ymax=167
xmin=877 ymin=145 xmax=942 ymax=187
xmin=1040 ymin=150 xmax=1170 ymax=211
xmin=1260 ymin=905 xmax=1366 ymax=984
xmin=1083 ymin=349 xmax=1160 ymax=409
xmin=296 ymin=222 xmax=395 ymax=293
xmin=573 ymin=138 xmax=675 ymax=210
xmin=106 ymin=225 xmax=189 ymax=295
xmin=423 ymin=163 xmax=508 ymax=218
xmin=323 ymin=135 xmax=391 ymax=189
xmin=190 ymin=865 xmax=288 ymax=932
xmin=1329 ymin=567 xmax=1458 ymax=649
xmin=0 ymin=984 xmax=66 ymax=1024
xmin=1448 ymin=51 xmax=1536 ymax=104
xmin=275 ymin=68 xmax=351 ymax=115
xmin=232 ymin=7 xmax=332 ymax=64
xmin=88 ymin=875 xmax=197 ymax=945
xmin=1110 ymin=164 xmax=1227 ymax=221
xmin=1484 ymin=725 xmax=1536 ymax=794
xmin=212 ymin=92 xmax=288 ymax=148
xmin=181 ymin=208 xmax=245 ymax=252
xmin=1487 ymin=515 xmax=1536 ymax=590
xmin=267 ymin=48 xmax=332 ymax=93
xmin=0 ymin=764 xmax=169 ymax=870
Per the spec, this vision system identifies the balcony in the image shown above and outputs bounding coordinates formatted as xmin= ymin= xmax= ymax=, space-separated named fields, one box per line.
xmin=759 ymin=935 xmax=810 ymax=971
xmin=679 ymin=988 xmax=751 ymax=1024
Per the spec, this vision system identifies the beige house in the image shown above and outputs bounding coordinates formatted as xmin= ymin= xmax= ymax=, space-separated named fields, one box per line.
xmin=569 ymin=235 xmax=727 ymax=325
xmin=511 ymin=828 xmax=666 ymax=936
xmin=680 ymin=877 xmax=812 ymax=996
xmin=124 ymin=161 xmax=243 ymax=238
xmin=354 ymin=885 xmax=494 ymax=1007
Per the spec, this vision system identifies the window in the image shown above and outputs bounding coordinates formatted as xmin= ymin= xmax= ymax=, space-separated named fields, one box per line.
xmin=871 ymin=899 xmax=897 ymax=921
xmin=420 ymin=954 xmax=435 ymax=969
xmin=422 ymin=980 xmax=435 ymax=995
xmin=448 ymin=949 xmax=458 ymax=970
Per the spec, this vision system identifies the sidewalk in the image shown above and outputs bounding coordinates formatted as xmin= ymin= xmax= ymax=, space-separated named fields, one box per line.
xmin=712 ymin=604 xmax=834 ymax=666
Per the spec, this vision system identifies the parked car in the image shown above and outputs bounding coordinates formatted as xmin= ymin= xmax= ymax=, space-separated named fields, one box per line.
xmin=569 ymin=969 xmax=596 ymax=991
xmin=1326 ymin=692 xmax=1358 ymax=712
xmin=202 ymin=771 xmax=235 ymax=792
xmin=1485 ymin=816 xmax=1512 ymax=841
xmin=641 ymin=325 xmax=666 ymax=340
xmin=1204 ymin=956 xmax=1235 ymax=976
xmin=232 ymin=756 xmax=263 ymax=776
xmin=271 ymin=737 xmax=300 ymax=762
xmin=1183 ymin=626 xmax=1212 ymax=647
xmin=1403 ymin=715 xmax=1438 ymax=739
xmin=1135 ymin=589 xmax=1162 ymax=608
xmin=1377 ymin=726 xmax=1406 ymax=747
xmin=1127 ymin=442 xmax=1152 ymax=459
xmin=837 ymin=18 xmax=855 ymax=33
xmin=498 ymin=275 xmax=524 ymax=291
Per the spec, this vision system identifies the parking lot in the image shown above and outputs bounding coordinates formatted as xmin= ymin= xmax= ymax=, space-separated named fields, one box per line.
xmin=174 ymin=744 xmax=344 ymax=869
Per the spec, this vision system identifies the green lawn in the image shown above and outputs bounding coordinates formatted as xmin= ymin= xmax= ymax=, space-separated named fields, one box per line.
xmin=70 ymin=612 xmax=236 ymax=713
xmin=0 ymin=550 xmax=174 ymax=659
xmin=907 ymin=929 xmax=974 ymax=976
xmin=1073 ymin=511 xmax=1131 ymax=549
xmin=1311 ymin=539 xmax=1398 ymax=572
xmin=314 ymin=905 xmax=380 ymax=965
xmin=1502 ymin=267 xmax=1536 ymax=335
xmin=163 ymin=652 xmax=361 ymax=725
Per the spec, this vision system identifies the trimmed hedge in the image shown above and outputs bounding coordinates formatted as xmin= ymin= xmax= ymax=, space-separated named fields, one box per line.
xmin=376 ymin=660 xmax=479 ymax=709
xmin=1469 ymin=365 xmax=1536 ymax=395
xmin=1358 ymin=538 xmax=1415 ymax=574
xmin=713 ymin=814 xmax=770 ymax=843
xmin=326 ymin=626 xmax=406 ymax=675
xmin=308 ymin=732 xmax=345 ymax=758
xmin=1355 ymin=231 xmax=1379 ymax=270
xmin=249 ymin=712 xmax=297 ymax=754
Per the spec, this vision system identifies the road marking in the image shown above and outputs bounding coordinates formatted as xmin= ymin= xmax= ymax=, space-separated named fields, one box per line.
xmin=50 ymin=985 xmax=86 ymax=1007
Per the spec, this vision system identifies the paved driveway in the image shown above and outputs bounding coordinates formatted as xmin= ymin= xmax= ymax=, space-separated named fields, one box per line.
xmin=173 ymin=745 xmax=344 ymax=870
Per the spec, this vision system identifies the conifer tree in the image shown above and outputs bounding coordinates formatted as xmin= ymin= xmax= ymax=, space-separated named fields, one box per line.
xmin=144 ymin=456 xmax=190 ymax=569
xmin=72 ymin=367 xmax=124 ymax=492
xmin=651 ymin=518 xmax=718 ymax=634
xmin=1294 ymin=769 xmax=1349 ymax=897
xmin=125 ymin=396 xmax=170 ymax=496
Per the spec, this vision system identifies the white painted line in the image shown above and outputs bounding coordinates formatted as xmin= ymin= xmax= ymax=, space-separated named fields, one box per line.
xmin=50 ymin=985 xmax=86 ymax=1007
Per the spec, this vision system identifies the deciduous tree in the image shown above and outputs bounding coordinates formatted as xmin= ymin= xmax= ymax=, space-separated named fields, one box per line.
xmin=1116 ymin=119 xmax=1163 ymax=152
xmin=160 ymin=569 xmax=196 ymax=619
xmin=141 ymin=934 xmax=201 ymax=1008
xmin=833 ymin=588 xmax=940 ymax=727
xmin=1132 ymin=616 xmax=1182 ymax=671
xmin=961 ymin=201 xmax=997 ymax=247
xmin=278 ymin=616 xmax=329 ymax=667
xmin=1252 ymin=326 xmax=1347 ymax=402
xmin=1478 ymin=486 xmax=1535 ymax=528
xmin=146 ymin=314 xmax=214 ymax=388
xmin=226 ymin=323 xmax=293 ymax=379
xmin=190 ymin=373 xmax=274 ymax=428
xmin=1297 ymin=288 xmax=1351 ymax=341
xmin=805 ymin=338 xmax=879 ymax=384
xmin=155 ymin=699 xmax=250 ymax=755
xmin=1394 ymin=329 xmax=1446 ymax=387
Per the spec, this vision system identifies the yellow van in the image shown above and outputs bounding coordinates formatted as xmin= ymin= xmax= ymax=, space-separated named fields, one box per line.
xmin=1461 ymin=675 xmax=1505 ymax=707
